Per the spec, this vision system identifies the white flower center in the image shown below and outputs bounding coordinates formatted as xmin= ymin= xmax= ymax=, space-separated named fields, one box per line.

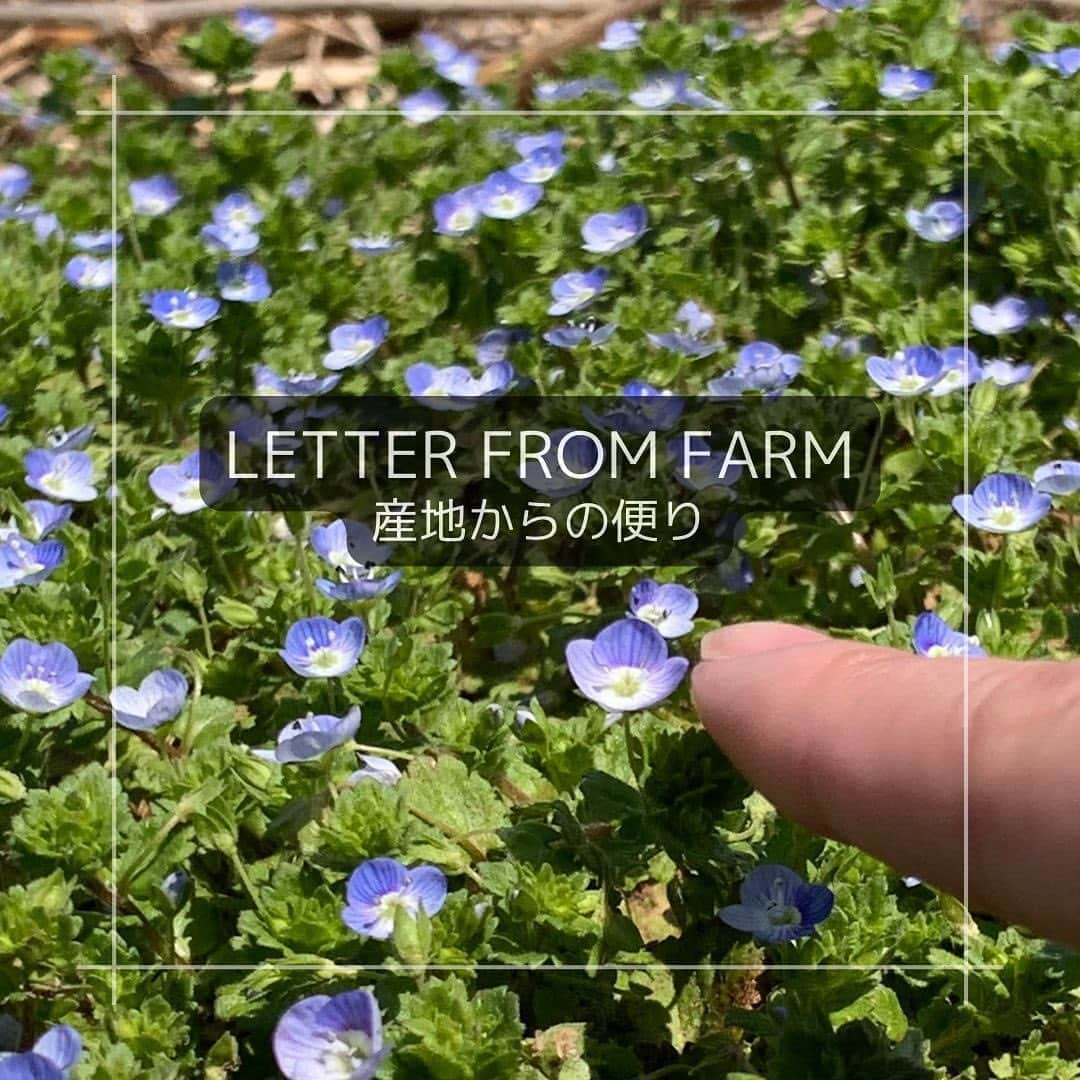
xmin=320 ymin=1030 xmax=375 ymax=1079
xmin=989 ymin=504 xmax=1018 ymax=527
xmin=765 ymin=902 xmax=801 ymax=927
xmin=309 ymin=646 xmax=343 ymax=671
xmin=606 ymin=666 xmax=645 ymax=700
xmin=636 ymin=603 xmax=668 ymax=628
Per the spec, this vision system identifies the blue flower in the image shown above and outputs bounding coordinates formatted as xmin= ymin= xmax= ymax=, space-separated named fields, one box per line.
xmin=952 ymin=472 xmax=1052 ymax=533
xmin=317 ymin=569 xmax=403 ymax=602
xmin=71 ymin=230 xmax=121 ymax=253
xmin=585 ymin=380 xmax=683 ymax=432
xmin=145 ymin=290 xmax=220 ymax=329
xmin=566 ymin=618 xmax=689 ymax=714
xmin=879 ymin=65 xmax=935 ymax=100
xmin=63 ymin=255 xmax=113 ymax=290
xmin=405 ymin=360 xmax=514 ymax=409
xmin=436 ymin=50 xmax=480 ymax=87
xmin=476 ymin=327 xmax=529 ymax=366
xmin=929 ymin=346 xmax=981 ymax=396
xmin=477 ymin=171 xmax=543 ymax=220
xmin=648 ymin=300 xmax=723 ymax=358
xmin=284 ymin=175 xmax=312 ymax=200
xmin=323 ymin=318 xmax=389 ymax=370
xmin=720 ymin=864 xmax=834 ymax=943
xmin=347 ymin=755 xmax=403 ymax=787
xmin=520 ymin=428 xmax=601 ymax=498
xmin=0 ymin=164 xmax=31 ymax=200
xmin=253 ymin=707 xmax=362 ymax=763
xmin=0 ymin=1024 xmax=81 ymax=1080
xmin=280 ymin=616 xmax=367 ymax=677
xmin=109 ymin=669 xmax=189 ymax=731
xmin=160 ymin=869 xmax=190 ymax=909
xmin=1031 ymin=47 xmax=1080 ymax=77
xmin=200 ymin=222 xmax=260 ymax=256
xmin=599 ymin=18 xmax=643 ymax=50
xmin=629 ymin=71 xmax=725 ymax=110
xmin=980 ymin=359 xmax=1032 ymax=386
xmin=217 ymin=261 xmax=271 ymax=302
xmin=0 ymin=639 xmax=93 ymax=713
xmin=581 ymin=204 xmax=648 ymax=253
xmin=149 ymin=450 xmax=234 ymax=515
xmin=547 ymin=268 xmax=608 ymax=316
xmin=865 ymin=345 xmax=944 ymax=395
xmin=213 ymin=191 xmax=263 ymax=231
xmin=433 ymin=184 xmax=483 ymax=236
xmin=515 ymin=131 xmax=565 ymax=157
xmin=543 ymin=320 xmax=617 ymax=349
xmin=254 ymin=365 xmax=341 ymax=397
xmin=534 ymin=77 xmax=619 ymax=102
xmin=235 ymin=6 xmax=276 ymax=43
xmin=342 ymin=857 xmax=448 ymax=939
xmin=129 ymin=174 xmax=180 ymax=216
xmin=32 ymin=212 xmax=61 ymax=243
xmin=312 ymin=518 xmax=402 ymax=601
xmin=273 ymin=989 xmax=386 ymax=1080
xmin=667 ymin=435 xmax=742 ymax=491
xmin=816 ymin=0 xmax=870 ymax=9
xmin=628 ymin=579 xmax=698 ymax=638
xmin=348 ymin=234 xmax=403 ymax=255
xmin=417 ymin=31 xmax=459 ymax=64
xmin=912 ymin=612 xmax=987 ymax=658
xmin=1033 ymin=460 xmax=1080 ymax=496
xmin=22 ymin=500 xmax=72 ymax=540
xmin=399 ymin=89 xmax=449 ymax=124
xmin=710 ymin=341 xmax=803 ymax=396
xmin=46 ymin=425 xmax=94 ymax=451
xmin=509 ymin=145 xmax=566 ymax=184
xmin=905 ymin=199 xmax=968 ymax=242
xmin=0 ymin=534 xmax=65 ymax=589
xmin=971 ymin=295 xmax=1030 ymax=335
xmin=24 ymin=450 xmax=96 ymax=502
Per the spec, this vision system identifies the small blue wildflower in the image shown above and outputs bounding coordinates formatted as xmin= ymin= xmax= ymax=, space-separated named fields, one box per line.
xmin=912 ymin=612 xmax=987 ymax=658
xmin=284 ymin=175 xmax=312 ymax=200
xmin=905 ymin=199 xmax=968 ymax=242
xmin=311 ymin=519 xmax=390 ymax=570
xmin=668 ymin=435 xmax=742 ymax=491
xmin=217 ymin=261 xmax=271 ymax=302
xmin=63 ymin=255 xmax=113 ymax=290
xmin=317 ymin=568 xmax=403 ymax=602
xmin=543 ymin=319 xmax=617 ymax=349
xmin=534 ymin=77 xmax=619 ymax=102
xmin=515 ymin=131 xmax=564 ymax=157
xmin=433 ymin=184 xmax=483 ymax=236
xmin=252 ymin=707 xmax=362 ymax=763
xmin=213 ymin=191 xmax=263 ymax=231
xmin=981 ymin=358 xmax=1032 ymax=386
xmin=929 ymin=346 xmax=981 ymax=396
xmin=348 ymin=234 xmax=403 ymax=255
xmin=714 ymin=341 xmax=803 ymax=395
xmin=342 ymin=857 xmax=448 ymax=939
xmin=149 ymin=450 xmax=234 ymax=515
xmin=879 ymin=65 xmax=935 ymax=100
xmin=47 ymin=424 xmax=94 ymax=451
xmin=399 ymin=89 xmax=449 ymax=124
xmin=548 ymin=268 xmax=608 ymax=316
xmin=647 ymin=300 xmax=723 ymax=358
xmin=816 ymin=0 xmax=870 ymax=10
xmin=71 ymin=230 xmax=122 ymax=253
xmin=566 ymin=618 xmax=689 ymax=714
xmin=417 ymin=31 xmax=459 ymax=64
xmin=865 ymin=345 xmax=944 ymax=395
xmin=22 ymin=500 xmax=72 ymax=540
xmin=323 ymin=318 xmax=389 ymax=370
xmin=235 ymin=7 xmax=276 ymax=43
xmin=109 ymin=669 xmax=189 ymax=731
xmin=24 ymin=450 xmax=96 ymax=502
xmin=0 ymin=534 xmax=65 ymax=590
xmin=405 ymin=360 xmax=514 ymax=409
xmin=1031 ymin=47 xmax=1080 ymax=77
xmin=1033 ymin=459 xmax=1080 ymax=496
xmin=0 ymin=639 xmax=93 ymax=713
xmin=32 ymin=212 xmax=61 ymax=243
xmin=200 ymin=222 xmax=260 ymax=256
xmin=520 ymin=428 xmax=601 ymax=498
xmin=971 ymin=295 xmax=1030 ymax=335
xmin=0 ymin=1024 xmax=81 ymax=1080
xmin=581 ymin=204 xmax=648 ymax=253
xmin=599 ymin=18 xmax=643 ymax=50
xmin=160 ymin=870 xmax=190 ymax=909
xmin=436 ymin=50 xmax=480 ymax=87
xmin=477 ymin=171 xmax=543 ymax=220
xmin=720 ymin=864 xmax=834 ymax=942
xmin=476 ymin=327 xmax=529 ymax=366
xmin=718 ymin=551 xmax=754 ymax=592
xmin=254 ymin=365 xmax=341 ymax=397
xmin=280 ymin=616 xmax=367 ymax=678
xmin=129 ymin=174 xmax=181 ymax=216
xmin=585 ymin=380 xmax=683 ymax=432
xmin=347 ymin=755 xmax=403 ymax=787
xmin=273 ymin=990 xmax=386 ymax=1080
xmin=509 ymin=145 xmax=566 ymax=184
xmin=146 ymin=290 xmax=220 ymax=329
xmin=0 ymin=164 xmax=30 ymax=200
xmin=629 ymin=70 xmax=725 ymax=109
xmin=952 ymin=472 xmax=1052 ymax=533
xmin=628 ymin=579 xmax=698 ymax=639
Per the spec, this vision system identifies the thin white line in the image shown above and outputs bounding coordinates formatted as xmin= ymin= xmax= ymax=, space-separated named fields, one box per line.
xmin=109 ymin=71 xmax=119 ymax=1013
xmin=79 ymin=108 xmax=1005 ymax=118
xmin=76 ymin=963 xmax=1006 ymax=972
xmin=962 ymin=73 xmax=971 ymax=1008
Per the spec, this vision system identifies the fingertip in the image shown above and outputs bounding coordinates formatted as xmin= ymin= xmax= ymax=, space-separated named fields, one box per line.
xmin=699 ymin=620 xmax=829 ymax=660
